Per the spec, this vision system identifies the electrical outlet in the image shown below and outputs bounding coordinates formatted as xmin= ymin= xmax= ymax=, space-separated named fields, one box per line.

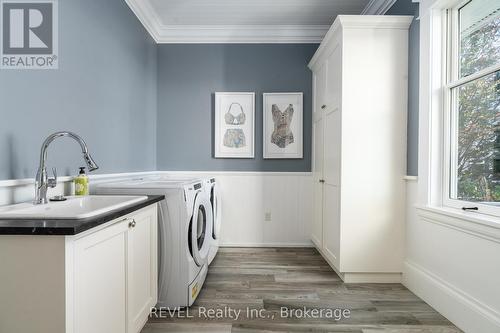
xmin=265 ymin=212 xmax=272 ymax=221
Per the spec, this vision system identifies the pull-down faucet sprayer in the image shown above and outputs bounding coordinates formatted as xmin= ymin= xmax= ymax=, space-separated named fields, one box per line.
xmin=34 ymin=131 xmax=99 ymax=204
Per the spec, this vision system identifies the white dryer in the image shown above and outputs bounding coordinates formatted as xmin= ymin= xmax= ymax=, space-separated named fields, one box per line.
xmin=94 ymin=179 xmax=213 ymax=307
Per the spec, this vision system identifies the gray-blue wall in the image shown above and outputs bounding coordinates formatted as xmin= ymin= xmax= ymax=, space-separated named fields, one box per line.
xmin=0 ymin=0 xmax=157 ymax=180
xmin=386 ymin=0 xmax=420 ymax=176
xmin=156 ymin=44 xmax=318 ymax=172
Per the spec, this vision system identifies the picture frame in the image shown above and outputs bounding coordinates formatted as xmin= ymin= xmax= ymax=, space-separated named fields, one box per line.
xmin=263 ymin=93 xmax=303 ymax=159
xmin=214 ymin=92 xmax=255 ymax=158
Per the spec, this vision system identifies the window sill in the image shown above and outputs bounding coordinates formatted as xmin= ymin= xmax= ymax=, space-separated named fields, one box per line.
xmin=415 ymin=205 xmax=500 ymax=243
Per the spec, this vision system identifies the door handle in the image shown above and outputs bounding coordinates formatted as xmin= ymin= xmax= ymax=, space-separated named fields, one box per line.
xmin=321 ymin=105 xmax=326 ymax=109
xmin=128 ymin=219 xmax=136 ymax=228
xmin=319 ymin=179 xmax=325 ymax=183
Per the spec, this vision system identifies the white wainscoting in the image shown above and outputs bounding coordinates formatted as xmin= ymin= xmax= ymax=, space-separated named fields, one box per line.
xmin=0 ymin=171 xmax=314 ymax=247
xmin=157 ymin=171 xmax=314 ymax=247
xmin=403 ymin=180 xmax=500 ymax=333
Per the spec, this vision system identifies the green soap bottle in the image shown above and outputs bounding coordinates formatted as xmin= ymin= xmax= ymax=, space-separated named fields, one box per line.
xmin=74 ymin=167 xmax=89 ymax=196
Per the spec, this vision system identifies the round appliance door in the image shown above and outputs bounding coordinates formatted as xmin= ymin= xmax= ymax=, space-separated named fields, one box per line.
xmin=210 ymin=183 xmax=222 ymax=240
xmin=189 ymin=191 xmax=213 ymax=266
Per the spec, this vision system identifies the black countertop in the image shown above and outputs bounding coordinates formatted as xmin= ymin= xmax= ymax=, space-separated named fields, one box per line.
xmin=0 ymin=195 xmax=164 ymax=236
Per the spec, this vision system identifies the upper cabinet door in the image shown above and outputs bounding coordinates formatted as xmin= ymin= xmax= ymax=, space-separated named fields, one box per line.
xmin=127 ymin=207 xmax=158 ymax=333
xmin=314 ymin=62 xmax=328 ymax=115
xmin=324 ymin=43 xmax=342 ymax=111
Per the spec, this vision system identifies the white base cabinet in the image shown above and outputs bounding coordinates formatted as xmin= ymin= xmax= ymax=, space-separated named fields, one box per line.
xmin=0 ymin=204 xmax=158 ymax=333
xmin=309 ymin=15 xmax=412 ymax=283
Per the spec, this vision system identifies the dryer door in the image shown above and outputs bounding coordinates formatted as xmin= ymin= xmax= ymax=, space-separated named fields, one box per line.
xmin=189 ymin=191 xmax=213 ymax=266
xmin=210 ymin=183 xmax=222 ymax=240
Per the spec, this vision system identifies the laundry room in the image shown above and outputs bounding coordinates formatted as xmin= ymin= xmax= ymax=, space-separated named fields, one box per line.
xmin=0 ymin=0 xmax=498 ymax=332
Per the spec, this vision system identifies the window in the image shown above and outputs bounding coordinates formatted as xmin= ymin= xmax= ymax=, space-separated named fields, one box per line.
xmin=445 ymin=0 xmax=500 ymax=214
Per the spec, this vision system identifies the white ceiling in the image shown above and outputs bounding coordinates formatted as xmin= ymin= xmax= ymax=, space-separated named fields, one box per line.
xmin=147 ymin=0 xmax=370 ymax=26
xmin=125 ymin=0 xmax=395 ymax=43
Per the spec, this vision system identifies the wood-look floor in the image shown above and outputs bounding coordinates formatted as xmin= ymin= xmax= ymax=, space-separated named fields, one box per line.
xmin=142 ymin=247 xmax=462 ymax=333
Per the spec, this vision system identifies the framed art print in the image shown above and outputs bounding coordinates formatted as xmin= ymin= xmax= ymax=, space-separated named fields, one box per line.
xmin=215 ymin=92 xmax=255 ymax=158
xmin=263 ymin=92 xmax=303 ymax=159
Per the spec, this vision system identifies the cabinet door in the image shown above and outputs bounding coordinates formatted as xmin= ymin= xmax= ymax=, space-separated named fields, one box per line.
xmin=323 ymin=107 xmax=341 ymax=269
xmin=74 ymin=220 xmax=128 ymax=333
xmin=323 ymin=184 xmax=341 ymax=270
xmin=127 ymin=207 xmax=158 ymax=333
xmin=324 ymin=44 xmax=342 ymax=110
xmin=314 ymin=62 xmax=328 ymax=113
xmin=324 ymin=108 xmax=341 ymax=186
xmin=311 ymin=112 xmax=324 ymax=248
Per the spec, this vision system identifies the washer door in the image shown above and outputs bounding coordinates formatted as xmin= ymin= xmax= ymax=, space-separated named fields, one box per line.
xmin=211 ymin=183 xmax=222 ymax=240
xmin=188 ymin=191 xmax=212 ymax=266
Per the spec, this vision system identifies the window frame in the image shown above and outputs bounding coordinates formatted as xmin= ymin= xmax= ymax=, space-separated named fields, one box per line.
xmin=442 ymin=0 xmax=500 ymax=216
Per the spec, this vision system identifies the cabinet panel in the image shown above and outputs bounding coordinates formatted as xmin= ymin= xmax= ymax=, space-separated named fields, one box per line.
xmin=128 ymin=209 xmax=157 ymax=333
xmin=314 ymin=62 xmax=327 ymax=114
xmin=322 ymin=184 xmax=340 ymax=270
xmin=74 ymin=221 xmax=128 ymax=333
xmin=323 ymin=109 xmax=341 ymax=186
xmin=311 ymin=115 xmax=324 ymax=247
xmin=325 ymin=45 xmax=342 ymax=110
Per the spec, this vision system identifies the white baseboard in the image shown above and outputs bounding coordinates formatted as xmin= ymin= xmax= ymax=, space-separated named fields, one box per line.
xmin=220 ymin=242 xmax=314 ymax=248
xmin=403 ymin=260 xmax=500 ymax=333
xmin=343 ymin=272 xmax=402 ymax=283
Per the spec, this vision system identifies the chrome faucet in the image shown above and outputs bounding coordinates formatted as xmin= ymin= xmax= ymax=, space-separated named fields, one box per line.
xmin=34 ymin=131 xmax=99 ymax=204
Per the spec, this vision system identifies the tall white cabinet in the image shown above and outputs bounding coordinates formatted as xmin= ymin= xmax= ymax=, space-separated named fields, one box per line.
xmin=309 ymin=15 xmax=412 ymax=283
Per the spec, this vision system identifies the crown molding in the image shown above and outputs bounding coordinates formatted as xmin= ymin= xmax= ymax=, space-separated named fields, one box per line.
xmin=125 ymin=0 xmax=328 ymax=43
xmin=361 ymin=0 xmax=397 ymax=15
xmin=154 ymin=25 xmax=329 ymax=43
xmin=308 ymin=15 xmax=413 ymax=69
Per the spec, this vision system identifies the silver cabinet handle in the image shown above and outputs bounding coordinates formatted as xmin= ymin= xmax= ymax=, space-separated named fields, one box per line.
xmin=319 ymin=179 xmax=325 ymax=183
xmin=321 ymin=105 xmax=326 ymax=109
xmin=128 ymin=219 xmax=136 ymax=228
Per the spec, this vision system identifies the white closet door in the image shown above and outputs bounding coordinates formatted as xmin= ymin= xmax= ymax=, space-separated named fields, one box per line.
xmin=322 ymin=107 xmax=341 ymax=269
xmin=311 ymin=112 xmax=324 ymax=248
xmin=322 ymin=184 xmax=340 ymax=269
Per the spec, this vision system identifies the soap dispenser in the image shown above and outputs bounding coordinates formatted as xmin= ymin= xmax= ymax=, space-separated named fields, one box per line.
xmin=74 ymin=167 xmax=89 ymax=196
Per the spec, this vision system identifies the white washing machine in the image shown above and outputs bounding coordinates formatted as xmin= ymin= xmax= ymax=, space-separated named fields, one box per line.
xmin=205 ymin=177 xmax=221 ymax=265
xmin=133 ymin=174 xmax=221 ymax=265
xmin=137 ymin=174 xmax=221 ymax=265
xmin=94 ymin=178 xmax=213 ymax=307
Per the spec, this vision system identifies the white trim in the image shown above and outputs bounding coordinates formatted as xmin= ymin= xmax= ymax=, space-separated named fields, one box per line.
xmin=155 ymin=25 xmax=329 ymax=44
xmin=404 ymin=260 xmax=500 ymax=333
xmin=403 ymin=175 xmax=419 ymax=181
xmin=124 ymin=0 xmax=162 ymax=42
xmin=361 ymin=0 xmax=398 ymax=15
xmin=0 ymin=171 xmax=159 ymax=188
xmin=0 ymin=171 xmax=313 ymax=188
xmin=124 ymin=0 xmax=329 ymax=44
xmin=220 ymin=242 xmax=313 ymax=248
xmin=157 ymin=171 xmax=312 ymax=177
xmin=308 ymin=15 xmax=413 ymax=70
xmin=416 ymin=205 xmax=500 ymax=243
xmin=343 ymin=272 xmax=402 ymax=284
